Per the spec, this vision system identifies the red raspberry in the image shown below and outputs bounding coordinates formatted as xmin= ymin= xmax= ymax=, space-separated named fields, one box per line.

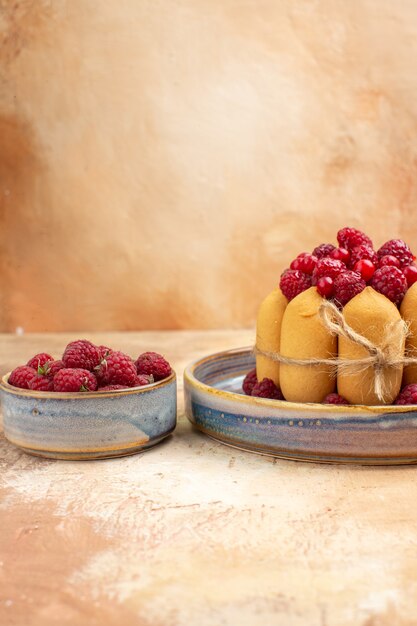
xmin=312 ymin=243 xmax=337 ymax=259
xmin=98 ymin=384 xmax=130 ymax=391
xmin=312 ymin=258 xmax=345 ymax=285
xmin=379 ymin=255 xmax=401 ymax=268
xmin=242 ymin=368 xmax=257 ymax=395
xmin=395 ymin=384 xmax=417 ymax=405
xmin=54 ymin=368 xmax=98 ymax=392
xmin=135 ymin=374 xmax=154 ymax=386
xmin=251 ymin=378 xmax=283 ymax=400
xmin=371 ymin=266 xmax=407 ymax=305
xmin=291 ymin=254 xmax=317 ymax=274
xmin=27 ymin=353 xmax=53 ymax=371
xmin=333 ymin=271 xmax=366 ymax=306
xmin=377 ymin=239 xmax=414 ymax=268
xmin=8 ymin=365 xmax=37 ymax=389
xmin=62 ymin=340 xmax=101 ymax=371
xmin=135 ymin=352 xmax=172 ymax=381
xmin=279 ymin=269 xmax=311 ymax=301
xmin=337 ymin=227 xmax=373 ymax=250
xmin=323 ymin=393 xmax=349 ymax=405
xmin=348 ymin=245 xmax=378 ymax=268
xmin=47 ymin=360 xmax=65 ymax=378
xmin=97 ymin=351 xmax=138 ymax=386
xmin=331 ymin=247 xmax=350 ymax=264
xmin=29 ymin=374 xmax=54 ymax=391
xmin=98 ymin=345 xmax=112 ymax=360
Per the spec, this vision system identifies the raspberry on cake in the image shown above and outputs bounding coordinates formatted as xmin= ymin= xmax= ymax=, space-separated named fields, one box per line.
xmin=279 ymin=269 xmax=311 ymax=301
xmin=333 ymin=271 xmax=366 ymax=306
xmin=311 ymin=258 xmax=345 ymax=284
xmin=312 ymin=243 xmax=336 ymax=258
xmin=371 ymin=266 xmax=407 ymax=305
xmin=337 ymin=227 xmax=373 ymax=250
xmin=348 ymin=245 xmax=378 ymax=269
xmin=377 ymin=239 xmax=415 ymax=268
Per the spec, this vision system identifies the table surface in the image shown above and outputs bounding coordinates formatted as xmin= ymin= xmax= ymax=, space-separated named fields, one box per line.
xmin=1 ymin=330 xmax=417 ymax=626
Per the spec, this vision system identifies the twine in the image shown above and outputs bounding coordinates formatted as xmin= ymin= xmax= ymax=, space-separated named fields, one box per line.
xmin=254 ymin=300 xmax=417 ymax=402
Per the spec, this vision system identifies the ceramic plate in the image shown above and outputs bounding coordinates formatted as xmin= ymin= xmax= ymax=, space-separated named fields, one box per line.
xmin=1 ymin=372 xmax=177 ymax=460
xmin=184 ymin=348 xmax=417 ymax=465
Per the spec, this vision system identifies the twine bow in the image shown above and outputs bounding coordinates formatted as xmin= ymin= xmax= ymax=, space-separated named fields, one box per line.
xmin=254 ymin=300 xmax=417 ymax=402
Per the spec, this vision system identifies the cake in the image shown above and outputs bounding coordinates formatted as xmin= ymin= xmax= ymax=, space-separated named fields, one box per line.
xmin=246 ymin=227 xmax=417 ymax=406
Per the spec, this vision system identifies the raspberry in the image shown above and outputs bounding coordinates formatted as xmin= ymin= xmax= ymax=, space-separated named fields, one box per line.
xmin=379 ymin=255 xmax=401 ymax=268
xmin=242 ymin=368 xmax=257 ymax=395
xmin=331 ymin=247 xmax=350 ymax=264
xmin=62 ymin=340 xmax=101 ymax=371
xmin=323 ymin=393 xmax=349 ymax=405
xmin=8 ymin=365 xmax=37 ymax=389
xmin=333 ymin=271 xmax=366 ymax=306
xmin=251 ymin=378 xmax=284 ymax=400
xmin=279 ymin=269 xmax=311 ymax=301
xmin=54 ymin=368 xmax=98 ymax=392
xmin=337 ymin=227 xmax=373 ymax=250
xmin=97 ymin=351 xmax=138 ymax=387
xmin=27 ymin=353 xmax=53 ymax=371
xmin=47 ymin=360 xmax=65 ymax=378
xmin=98 ymin=384 xmax=130 ymax=391
xmin=348 ymin=245 xmax=378 ymax=268
xmin=28 ymin=374 xmax=54 ymax=391
xmin=377 ymin=239 xmax=414 ymax=268
xmin=312 ymin=243 xmax=337 ymax=259
xmin=395 ymin=384 xmax=417 ymax=405
xmin=135 ymin=352 xmax=172 ymax=381
xmin=312 ymin=258 xmax=345 ymax=285
xmin=98 ymin=345 xmax=112 ymax=360
xmin=371 ymin=266 xmax=407 ymax=305
xmin=291 ymin=254 xmax=317 ymax=274
xmin=135 ymin=374 xmax=154 ymax=386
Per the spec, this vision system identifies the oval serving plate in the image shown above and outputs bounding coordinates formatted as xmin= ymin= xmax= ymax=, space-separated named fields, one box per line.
xmin=0 ymin=372 xmax=177 ymax=460
xmin=184 ymin=348 xmax=417 ymax=465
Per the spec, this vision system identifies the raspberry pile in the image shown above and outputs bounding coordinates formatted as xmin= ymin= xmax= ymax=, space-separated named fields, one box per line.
xmin=242 ymin=370 xmax=284 ymax=400
xmin=279 ymin=227 xmax=416 ymax=307
xmin=8 ymin=340 xmax=172 ymax=392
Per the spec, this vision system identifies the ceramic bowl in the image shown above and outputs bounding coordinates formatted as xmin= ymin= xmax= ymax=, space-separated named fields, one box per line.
xmin=0 ymin=372 xmax=177 ymax=460
xmin=184 ymin=347 xmax=417 ymax=465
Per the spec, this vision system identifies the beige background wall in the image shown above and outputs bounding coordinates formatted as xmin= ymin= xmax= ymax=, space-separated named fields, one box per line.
xmin=1 ymin=0 xmax=417 ymax=332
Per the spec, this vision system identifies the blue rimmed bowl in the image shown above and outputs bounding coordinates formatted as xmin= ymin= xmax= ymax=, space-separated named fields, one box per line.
xmin=184 ymin=348 xmax=417 ymax=465
xmin=0 ymin=372 xmax=177 ymax=460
